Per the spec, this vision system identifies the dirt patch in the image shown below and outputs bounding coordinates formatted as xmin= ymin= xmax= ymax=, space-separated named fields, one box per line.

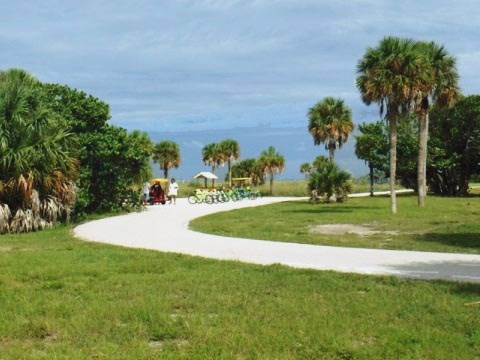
xmin=310 ymin=224 xmax=398 ymax=236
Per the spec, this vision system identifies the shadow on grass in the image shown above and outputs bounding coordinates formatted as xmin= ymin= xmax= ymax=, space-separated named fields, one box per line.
xmin=414 ymin=233 xmax=480 ymax=251
xmin=453 ymin=282 xmax=480 ymax=296
xmin=284 ymin=205 xmax=376 ymax=215
xmin=385 ymin=260 xmax=480 ymax=284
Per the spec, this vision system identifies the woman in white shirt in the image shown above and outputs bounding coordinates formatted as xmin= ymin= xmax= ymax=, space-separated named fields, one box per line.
xmin=168 ymin=178 xmax=179 ymax=205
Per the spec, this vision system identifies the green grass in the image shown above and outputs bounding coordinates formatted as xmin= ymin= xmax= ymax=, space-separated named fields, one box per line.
xmin=190 ymin=194 xmax=480 ymax=254
xmin=179 ymin=179 xmax=393 ymax=198
xmin=0 ymin=227 xmax=479 ymax=358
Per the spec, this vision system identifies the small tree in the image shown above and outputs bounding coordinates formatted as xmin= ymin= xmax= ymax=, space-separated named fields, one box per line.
xmin=202 ymin=142 xmax=223 ymax=187
xmin=218 ymin=139 xmax=240 ymax=187
xmin=308 ymin=156 xmax=352 ymax=203
xmin=354 ymin=121 xmax=388 ymax=196
xmin=230 ymin=158 xmax=264 ymax=185
xmin=300 ymin=162 xmax=312 ymax=179
xmin=152 ymin=140 xmax=181 ymax=179
xmin=257 ymin=146 xmax=285 ymax=195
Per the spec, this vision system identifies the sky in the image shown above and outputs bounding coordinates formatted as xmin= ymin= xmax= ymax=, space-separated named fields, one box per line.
xmin=1 ymin=0 xmax=479 ymax=178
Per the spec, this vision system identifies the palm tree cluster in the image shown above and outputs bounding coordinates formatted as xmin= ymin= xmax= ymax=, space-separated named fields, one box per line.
xmin=201 ymin=139 xmax=240 ymax=187
xmin=0 ymin=69 xmax=77 ymax=233
xmin=356 ymin=36 xmax=459 ymax=213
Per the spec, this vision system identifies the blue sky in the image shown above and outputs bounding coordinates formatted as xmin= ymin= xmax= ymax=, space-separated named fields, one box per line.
xmin=2 ymin=0 xmax=479 ymax=131
xmin=2 ymin=0 xmax=479 ymax=177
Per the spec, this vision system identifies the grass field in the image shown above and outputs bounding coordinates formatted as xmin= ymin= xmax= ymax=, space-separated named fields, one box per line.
xmin=178 ymin=178 xmax=393 ymax=198
xmin=190 ymin=194 xmax=480 ymax=254
xmin=0 ymin=227 xmax=479 ymax=359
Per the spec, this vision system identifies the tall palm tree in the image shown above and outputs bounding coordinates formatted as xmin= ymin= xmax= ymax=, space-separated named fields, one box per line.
xmin=257 ymin=146 xmax=285 ymax=195
xmin=307 ymin=97 xmax=354 ymax=161
xmin=152 ymin=140 xmax=181 ymax=179
xmin=0 ymin=69 xmax=77 ymax=232
xmin=356 ymin=37 xmax=423 ymax=214
xmin=202 ymin=142 xmax=223 ymax=187
xmin=218 ymin=139 xmax=240 ymax=187
xmin=412 ymin=41 xmax=460 ymax=207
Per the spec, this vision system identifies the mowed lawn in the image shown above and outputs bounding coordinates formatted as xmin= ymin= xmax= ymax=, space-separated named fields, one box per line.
xmin=0 ymin=226 xmax=479 ymax=359
xmin=190 ymin=194 xmax=480 ymax=254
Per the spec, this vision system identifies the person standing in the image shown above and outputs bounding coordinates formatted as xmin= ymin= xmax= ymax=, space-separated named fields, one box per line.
xmin=142 ymin=180 xmax=151 ymax=205
xmin=168 ymin=178 xmax=179 ymax=204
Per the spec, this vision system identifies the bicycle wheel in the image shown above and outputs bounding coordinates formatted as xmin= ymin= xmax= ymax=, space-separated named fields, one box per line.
xmin=204 ymin=194 xmax=214 ymax=204
xmin=188 ymin=194 xmax=199 ymax=204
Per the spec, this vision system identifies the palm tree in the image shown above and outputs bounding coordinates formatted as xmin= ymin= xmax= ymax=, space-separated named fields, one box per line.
xmin=218 ymin=139 xmax=240 ymax=187
xmin=300 ymin=162 xmax=312 ymax=179
xmin=307 ymin=97 xmax=354 ymax=161
xmin=152 ymin=140 xmax=181 ymax=179
xmin=308 ymin=156 xmax=353 ymax=203
xmin=202 ymin=142 xmax=223 ymax=187
xmin=257 ymin=146 xmax=285 ymax=195
xmin=356 ymin=37 xmax=423 ymax=214
xmin=230 ymin=158 xmax=264 ymax=186
xmin=0 ymin=69 xmax=77 ymax=232
xmin=412 ymin=41 xmax=460 ymax=207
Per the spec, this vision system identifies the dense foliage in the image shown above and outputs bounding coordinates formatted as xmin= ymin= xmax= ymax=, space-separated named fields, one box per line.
xmin=428 ymin=95 xmax=480 ymax=195
xmin=0 ymin=70 xmax=77 ymax=232
xmin=230 ymin=158 xmax=264 ymax=186
xmin=357 ymin=97 xmax=480 ymax=195
xmin=41 ymin=83 xmax=153 ymax=215
xmin=308 ymin=156 xmax=352 ymax=202
xmin=354 ymin=121 xmax=389 ymax=196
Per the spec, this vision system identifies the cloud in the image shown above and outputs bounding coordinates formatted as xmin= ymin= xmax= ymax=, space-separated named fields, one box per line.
xmin=1 ymin=0 xmax=477 ymax=132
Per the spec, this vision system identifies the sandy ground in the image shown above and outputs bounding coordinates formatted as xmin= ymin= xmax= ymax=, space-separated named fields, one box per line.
xmin=74 ymin=196 xmax=480 ymax=283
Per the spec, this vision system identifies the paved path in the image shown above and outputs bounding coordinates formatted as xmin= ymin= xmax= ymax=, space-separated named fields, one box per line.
xmin=74 ymin=196 xmax=480 ymax=283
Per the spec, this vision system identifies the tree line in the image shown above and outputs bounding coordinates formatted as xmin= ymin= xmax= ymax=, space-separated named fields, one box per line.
xmin=303 ymin=36 xmax=476 ymax=214
xmin=0 ymin=69 xmax=287 ymax=233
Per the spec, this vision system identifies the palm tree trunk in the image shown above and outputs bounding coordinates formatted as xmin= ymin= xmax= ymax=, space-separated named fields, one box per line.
xmin=328 ymin=144 xmax=335 ymax=162
xmin=369 ymin=163 xmax=374 ymax=197
xmin=212 ymin=165 xmax=216 ymax=187
xmin=417 ymin=111 xmax=428 ymax=207
xmin=228 ymin=161 xmax=232 ymax=187
xmin=269 ymin=172 xmax=274 ymax=195
xmin=389 ymin=118 xmax=397 ymax=214
xmin=164 ymin=168 xmax=168 ymax=179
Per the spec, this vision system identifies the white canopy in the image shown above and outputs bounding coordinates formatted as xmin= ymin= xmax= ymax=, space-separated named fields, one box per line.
xmin=193 ymin=171 xmax=218 ymax=180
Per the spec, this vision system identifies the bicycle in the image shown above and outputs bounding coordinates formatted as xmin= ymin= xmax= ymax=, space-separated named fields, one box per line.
xmin=188 ymin=189 xmax=210 ymax=204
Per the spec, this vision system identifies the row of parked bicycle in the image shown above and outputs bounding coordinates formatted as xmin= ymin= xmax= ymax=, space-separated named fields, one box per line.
xmin=188 ymin=188 xmax=262 ymax=204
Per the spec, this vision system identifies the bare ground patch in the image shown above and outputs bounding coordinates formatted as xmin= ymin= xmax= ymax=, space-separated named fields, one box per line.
xmin=310 ymin=224 xmax=398 ymax=236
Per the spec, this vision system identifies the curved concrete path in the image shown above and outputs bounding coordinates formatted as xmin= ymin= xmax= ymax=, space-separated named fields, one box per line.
xmin=74 ymin=197 xmax=480 ymax=283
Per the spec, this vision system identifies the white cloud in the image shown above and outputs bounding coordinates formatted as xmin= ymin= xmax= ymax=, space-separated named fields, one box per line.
xmin=1 ymin=0 xmax=478 ymax=132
